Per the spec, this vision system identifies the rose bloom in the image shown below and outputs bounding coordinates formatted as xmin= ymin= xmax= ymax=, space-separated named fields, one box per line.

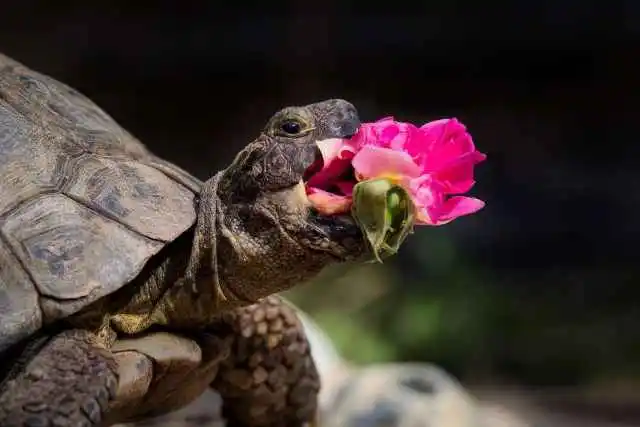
xmin=305 ymin=116 xmax=486 ymax=225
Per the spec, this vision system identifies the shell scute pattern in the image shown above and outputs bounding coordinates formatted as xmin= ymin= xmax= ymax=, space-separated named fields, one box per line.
xmin=0 ymin=242 xmax=41 ymax=353
xmin=0 ymin=54 xmax=198 ymax=349
xmin=0 ymin=57 xmax=149 ymax=158
xmin=62 ymin=156 xmax=195 ymax=241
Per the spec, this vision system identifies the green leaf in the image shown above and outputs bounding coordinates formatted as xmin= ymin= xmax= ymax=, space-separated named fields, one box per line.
xmin=351 ymin=178 xmax=416 ymax=262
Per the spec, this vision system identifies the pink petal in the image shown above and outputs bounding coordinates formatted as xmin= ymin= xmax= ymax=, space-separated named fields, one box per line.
xmin=335 ymin=181 xmax=355 ymax=196
xmin=352 ymin=118 xmax=420 ymax=153
xmin=420 ymin=118 xmax=469 ymax=150
xmin=409 ymin=177 xmax=438 ymax=208
xmin=419 ymin=119 xmax=480 ymax=172
xmin=306 ymin=187 xmax=352 ymax=215
xmin=437 ymin=152 xmax=486 ymax=193
xmin=349 ymin=124 xmax=378 ymax=149
xmin=307 ymin=137 xmax=351 ymax=189
xmin=433 ymin=153 xmax=484 ymax=194
xmin=429 ymin=196 xmax=486 ymax=225
xmin=350 ymin=116 xmax=398 ymax=149
xmin=410 ymin=182 xmax=446 ymax=225
xmin=420 ymin=118 xmax=462 ymax=142
xmin=306 ymin=139 xmax=357 ymax=191
xmin=338 ymin=145 xmax=357 ymax=160
xmin=316 ymin=138 xmax=343 ymax=164
xmin=379 ymin=125 xmax=400 ymax=147
xmin=351 ymin=145 xmax=421 ymax=180
xmin=408 ymin=119 xmax=450 ymax=155
xmin=375 ymin=116 xmax=396 ymax=123
xmin=385 ymin=122 xmax=420 ymax=152
xmin=306 ymin=157 xmax=352 ymax=189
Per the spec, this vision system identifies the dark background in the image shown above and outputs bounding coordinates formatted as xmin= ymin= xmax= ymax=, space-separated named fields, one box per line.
xmin=3 ymin=1 xmax=639 ymax=423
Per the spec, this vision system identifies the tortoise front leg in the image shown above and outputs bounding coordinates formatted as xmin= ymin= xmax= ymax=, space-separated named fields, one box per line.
xmin=0 ymin=329 xmax=118 ymax=427
xmin=209 ymin=296 xmax=320 ymax=427
xmin=106 ymin=297 xmax=319 ymax=427
xmin=0 ymin=329 xmax=228 ymax=427
xmin=103 ymin=331 xmax=232 ymax=424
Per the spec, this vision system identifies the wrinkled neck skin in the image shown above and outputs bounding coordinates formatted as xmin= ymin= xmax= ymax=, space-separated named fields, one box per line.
xmin=144 ymin=171 xmax=339 ymax=330
xmin=211 ymin=171 xmax=339 ymax=304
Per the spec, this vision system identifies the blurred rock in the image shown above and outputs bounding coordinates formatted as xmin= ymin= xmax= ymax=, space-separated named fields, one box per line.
xmin=118 ymin=308 xmax=640 ymax=427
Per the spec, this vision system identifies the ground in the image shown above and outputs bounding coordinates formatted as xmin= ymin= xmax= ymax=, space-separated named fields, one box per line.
xmin=117 ymin=382 xmax=639 ymax=427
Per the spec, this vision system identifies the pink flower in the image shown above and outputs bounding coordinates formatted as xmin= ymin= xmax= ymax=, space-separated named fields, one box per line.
xmin=306 ymin=116 xmax=487 ymax=225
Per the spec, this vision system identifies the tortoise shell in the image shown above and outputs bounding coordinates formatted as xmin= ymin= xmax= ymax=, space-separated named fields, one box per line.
xmin=0 ymin=53 xmax=200 ymax=352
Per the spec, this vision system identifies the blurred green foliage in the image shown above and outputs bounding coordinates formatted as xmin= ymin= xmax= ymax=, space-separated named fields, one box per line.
xmin=284 ymin=227 xmax=640 ymax=390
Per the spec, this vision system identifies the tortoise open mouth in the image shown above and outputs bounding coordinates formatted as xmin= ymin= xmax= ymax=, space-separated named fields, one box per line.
xmin=302 ymin=147 xmax=324 ymax=183
xmin=303 ymin=143 xmax=358 ymax=216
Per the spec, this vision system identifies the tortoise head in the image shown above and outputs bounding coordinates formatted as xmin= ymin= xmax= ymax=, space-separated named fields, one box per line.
xmin=221 ymin=98 xmax=360 ymax=196
xmin=208 ymin=99 xmax=365 ymax=303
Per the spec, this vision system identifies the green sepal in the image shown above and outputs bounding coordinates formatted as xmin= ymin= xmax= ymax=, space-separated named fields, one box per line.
xmin=351 ymin=178 xmax=416 ymax=263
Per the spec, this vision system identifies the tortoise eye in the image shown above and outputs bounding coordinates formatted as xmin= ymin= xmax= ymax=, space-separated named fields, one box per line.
xmin=274 ymin=115 xmax=314 ymax=138
xmin=280 ymin=119 xmax=302 ymax=135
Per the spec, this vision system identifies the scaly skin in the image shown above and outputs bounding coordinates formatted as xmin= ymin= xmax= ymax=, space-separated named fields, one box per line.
xmin=100 ymin=296 xmax=320 ymax=426
xmin=68 ymin=99 xmax=364 ymax=337
xmin=0 ymin=330 xmax=119 ymax=426
xmin=0 ymin=100 xmax=365 ymax=427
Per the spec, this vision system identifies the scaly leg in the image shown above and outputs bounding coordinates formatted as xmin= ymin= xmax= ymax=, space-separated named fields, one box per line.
xmin=0 ymin=328 xmax=225 ymax=427
xmin=103 ymin=331 xmax=232 ymax=424
xmin=0 ymin=329 xmax=118 ymax=427
xmin=209 ymin=295 xmax=320 ymax=427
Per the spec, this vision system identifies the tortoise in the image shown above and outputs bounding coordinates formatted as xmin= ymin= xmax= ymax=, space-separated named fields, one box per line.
xmin=0 ymin=52 xmax=365 ymax=426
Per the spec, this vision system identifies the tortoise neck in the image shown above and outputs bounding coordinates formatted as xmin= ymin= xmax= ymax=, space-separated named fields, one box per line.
xmin=112 ymin=173 xmax=233 ymax=331
xmin=155 ymin=173 xmax=251 ymax=328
